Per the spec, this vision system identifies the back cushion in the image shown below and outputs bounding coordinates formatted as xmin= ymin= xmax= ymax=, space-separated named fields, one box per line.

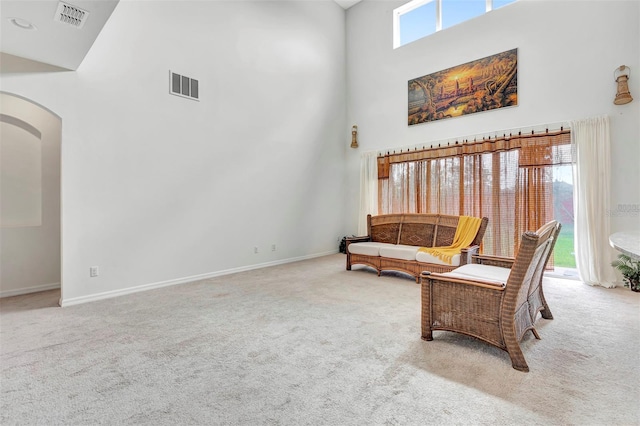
xmin=398 ymin=223 xmax=435 ymax=247
xmin=371 ymin=223 xmax=400 ymax=244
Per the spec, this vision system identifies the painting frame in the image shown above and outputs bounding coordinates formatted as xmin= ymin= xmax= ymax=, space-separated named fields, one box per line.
xmin=408 ymin=48 xmax=518 ymax=126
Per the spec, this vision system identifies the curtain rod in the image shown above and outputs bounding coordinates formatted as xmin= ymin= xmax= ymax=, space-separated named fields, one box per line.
xmin=377 ymin=120 xmax=571 ymax=157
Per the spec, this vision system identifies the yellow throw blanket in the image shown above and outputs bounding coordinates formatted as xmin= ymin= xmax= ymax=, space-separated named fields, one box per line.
xmin=418 ymin=216 xmax=482 ymax=264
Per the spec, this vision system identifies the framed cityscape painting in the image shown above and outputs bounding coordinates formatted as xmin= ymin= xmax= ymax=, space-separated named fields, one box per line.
xmin=408 ymin=48 xmax=518 ymax=125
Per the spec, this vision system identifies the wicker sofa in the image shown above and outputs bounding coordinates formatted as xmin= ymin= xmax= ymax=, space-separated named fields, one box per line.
xmin=346 ymin=213 xmax=488 ymax=282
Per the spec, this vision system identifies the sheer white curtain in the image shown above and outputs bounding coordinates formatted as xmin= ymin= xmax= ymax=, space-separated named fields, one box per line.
xmin=571 ymin=116 xmax=616 ymax=287
xmin=358 ymin=151 xmax=378 ymax=236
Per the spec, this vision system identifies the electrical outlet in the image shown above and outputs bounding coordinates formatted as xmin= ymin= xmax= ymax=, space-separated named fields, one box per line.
xmin=254 ymin=246 xmax=259 ymax=254
xmin=89 ymin=266 xmax=99 ymax=277
xmin=271 ymin=244 xmax=276 ymax=251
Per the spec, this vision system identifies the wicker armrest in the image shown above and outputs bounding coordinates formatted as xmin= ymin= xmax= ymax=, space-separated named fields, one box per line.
xmin=420 ymin=271 xmax=506 ymax=290
xmin=472 ymin=254 xmax=515 ymax=268
xmin=345 ymin=236 xmax=371 ymax=243
xmin=460 ymin=245 xmax=481 ymax=265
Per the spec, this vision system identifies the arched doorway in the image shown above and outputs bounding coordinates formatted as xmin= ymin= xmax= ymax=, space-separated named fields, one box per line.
xmin=0 ymin=91 xmax=62 ymax=304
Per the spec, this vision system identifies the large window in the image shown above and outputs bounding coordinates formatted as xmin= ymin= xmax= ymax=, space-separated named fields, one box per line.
xmin=552 ymin=165 xmax=576 ymax=270
xmin=377 ymin=130 xmax=572 ymax=260
xmin=394 ymin=0 xmax=518 ymax=49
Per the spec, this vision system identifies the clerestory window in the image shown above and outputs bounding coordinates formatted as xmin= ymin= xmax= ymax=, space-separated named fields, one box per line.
xmin=393 ymin=0 xmax=518 ymax=49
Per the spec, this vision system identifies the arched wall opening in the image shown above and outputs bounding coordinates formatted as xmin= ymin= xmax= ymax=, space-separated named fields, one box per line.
xmin=0 ymin=91 xmax=62 ymax=304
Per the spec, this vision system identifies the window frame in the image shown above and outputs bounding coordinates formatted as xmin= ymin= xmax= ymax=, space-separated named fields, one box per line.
xmin=393 ymin=0 xmax=513 ymax=49
xmin=393 ymin=0 xmax=439 ymax=49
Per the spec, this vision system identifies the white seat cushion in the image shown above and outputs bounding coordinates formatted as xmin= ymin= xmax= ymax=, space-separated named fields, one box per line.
xmin=415 ymin=251 xmax=461 ymax=267
xmin=379 ymin=244 xmax=420 ymax=261
xmin=440 ymin=264 xmax=511 ymax=285
xmin=348 ymin=242 xmax=395 ymax=256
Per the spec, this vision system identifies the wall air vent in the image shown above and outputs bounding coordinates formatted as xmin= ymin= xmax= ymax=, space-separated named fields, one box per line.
xmin=169 ymin=71 xmax=199 ymax=101
xmin=54 ymin=2 xmax=89 ymax=29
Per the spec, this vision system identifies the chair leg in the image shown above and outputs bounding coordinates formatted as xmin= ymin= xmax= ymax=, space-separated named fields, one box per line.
xmin=421 ymin=308 xmax=433 ymax=341
xmin=530 ymin=328 xmax=541 ymax=340
xmin=421 ymin=282 xmax=433 ymax=341
xmin=505 ymin=338 xmax=529 ymax=372
xmin=537 ymin=283 xmax=554 ymax=319
xmin=539 ymin=299 xmax=554 ymax=320
xmin=529 ymin=285 xmax=554 ymax=321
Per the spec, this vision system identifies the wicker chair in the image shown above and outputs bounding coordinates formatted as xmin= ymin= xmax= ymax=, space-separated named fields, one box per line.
xmin=420 ymin=220 xmax=559 ymax=372
xmin=472 ymin=221 xmax=562 ymax=323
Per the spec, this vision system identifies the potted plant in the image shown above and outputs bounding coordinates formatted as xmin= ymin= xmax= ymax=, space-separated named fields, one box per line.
xmin=611 ymin=254 xmax=640 ymax=292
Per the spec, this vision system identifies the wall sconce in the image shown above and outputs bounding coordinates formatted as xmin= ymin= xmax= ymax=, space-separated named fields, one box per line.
xmin=614 ymin=65 xmax=633 ymax=105
xmin=351 ymin=125 xmax=358 ymax=148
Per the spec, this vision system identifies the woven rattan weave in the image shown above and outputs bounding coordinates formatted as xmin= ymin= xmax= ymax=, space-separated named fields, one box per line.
xmin=421 ymin=220 xmax=560 ymax=372
xmin=346 ymin=214 xmax=488 ymax=283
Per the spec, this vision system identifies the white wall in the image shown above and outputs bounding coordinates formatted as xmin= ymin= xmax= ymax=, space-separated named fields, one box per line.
xmin=345 ymin=0 xmax=640 ymax=234
xmin=2 ymin=0 xmax=637 ymax=303
xmin=1 ymin=0 xmax=348 ymax=305
xmin=0 ymin=93 xmax=61 ymax=297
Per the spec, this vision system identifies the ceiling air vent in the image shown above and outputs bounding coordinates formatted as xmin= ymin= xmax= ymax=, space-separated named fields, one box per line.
xmin=54 ymin=1 xmax=89 ymax=29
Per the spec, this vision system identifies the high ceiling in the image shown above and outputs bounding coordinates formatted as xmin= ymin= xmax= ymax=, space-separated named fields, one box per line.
xmin=0 ymin=0 xmax=362 ymax=72
xmin=334 ymin=0 xmax=363 ymax=9
xmin=1 ymin=0 xmax=120 ymax=71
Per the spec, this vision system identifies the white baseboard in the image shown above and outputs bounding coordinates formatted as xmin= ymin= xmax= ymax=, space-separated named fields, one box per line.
xmin=60 ymin=250 xmax=339 ymax=307
xmin=0 ymin=282 xmax=61 ymax=299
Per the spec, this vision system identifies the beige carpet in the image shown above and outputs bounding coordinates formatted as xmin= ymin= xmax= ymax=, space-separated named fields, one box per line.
xmin=1 ymin=254 xmax=638 ymax=425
